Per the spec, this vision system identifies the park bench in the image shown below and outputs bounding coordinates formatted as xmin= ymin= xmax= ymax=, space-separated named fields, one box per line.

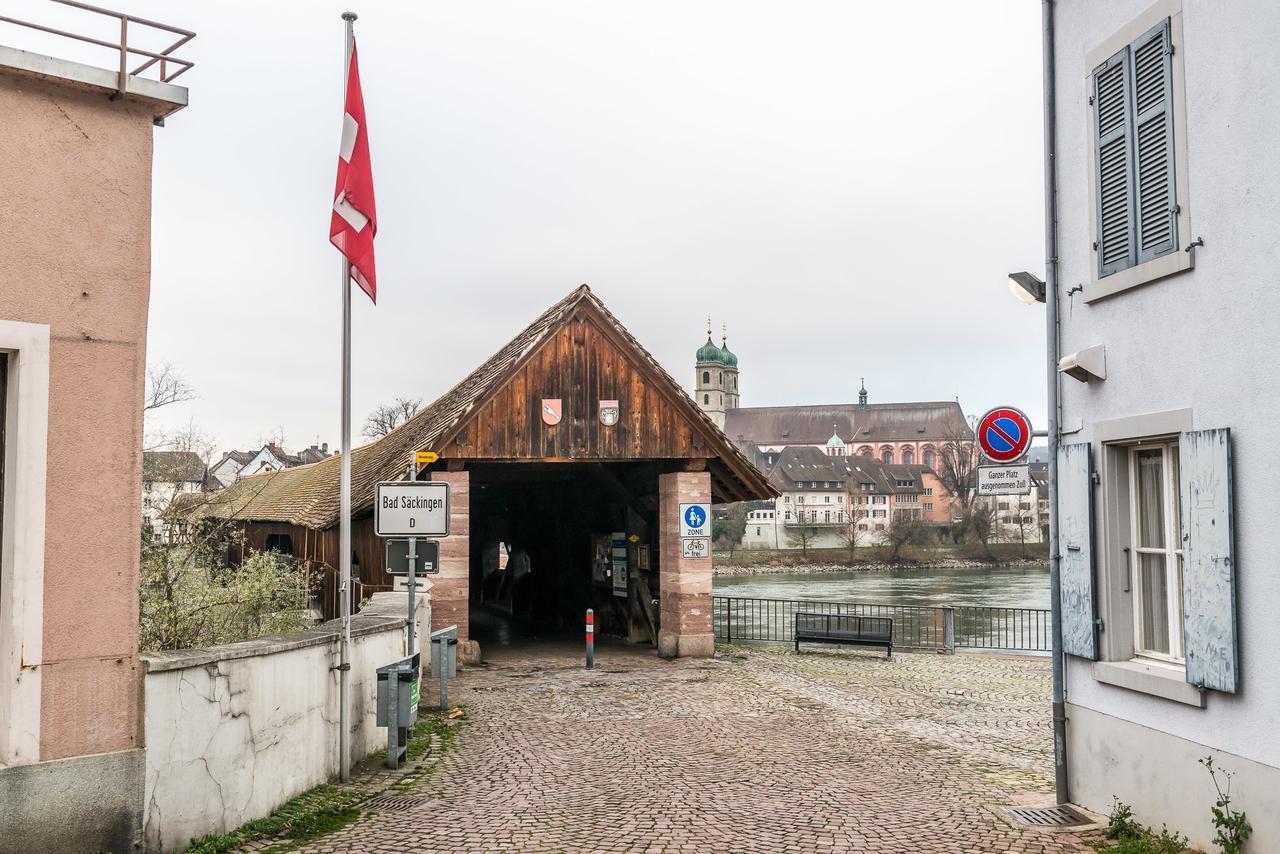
xmin=794 ymin=612 xmax=893 ymax=659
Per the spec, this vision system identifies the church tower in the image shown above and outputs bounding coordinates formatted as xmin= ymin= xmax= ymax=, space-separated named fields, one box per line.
xmin=694 ymin=319 xmax=739 ymax=430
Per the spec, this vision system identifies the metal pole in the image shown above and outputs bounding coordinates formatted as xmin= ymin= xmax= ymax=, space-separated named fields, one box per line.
xmin=1042 ymin=0 xmax=1069 ymax=806
xmin=337 ymin=9 xmax=357 ymax=785
xmin=586 ymin=608 xmax=594 ymax=669
xmin=407 ymin=537 xmax=417 ymax=654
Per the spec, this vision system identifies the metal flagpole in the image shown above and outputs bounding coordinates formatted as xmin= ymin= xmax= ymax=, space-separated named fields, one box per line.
xmin=338 ymin=9 xmax=357 ymax=785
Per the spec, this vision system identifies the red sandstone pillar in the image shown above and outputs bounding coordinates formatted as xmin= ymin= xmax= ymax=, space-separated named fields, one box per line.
xmin=429 ymin=470 xmax=470 ymax=641
xmin=658 ymin=471 xmax=715 ymax=658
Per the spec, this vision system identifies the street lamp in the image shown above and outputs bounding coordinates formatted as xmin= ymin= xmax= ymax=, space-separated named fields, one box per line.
xmin=1007 ymin=265 xmax=1067 ymax=806
xmin=1008 ymin=271 xmax=1046 ymax=304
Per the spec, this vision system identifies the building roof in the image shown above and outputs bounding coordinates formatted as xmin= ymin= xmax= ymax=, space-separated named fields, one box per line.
xmin=143 ymin=451 xmax=207 ymax=484
xmin=197 ymin=285 xmax=775 ymax=529
xmin=724 ymin=401 xmax=971 ymax=447
xmin=696 ymin=336 xmax=730 ymax=366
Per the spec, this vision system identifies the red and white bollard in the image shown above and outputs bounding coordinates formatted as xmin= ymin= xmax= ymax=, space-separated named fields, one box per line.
xmin=586 ymin=608 xmax=594 ymax=670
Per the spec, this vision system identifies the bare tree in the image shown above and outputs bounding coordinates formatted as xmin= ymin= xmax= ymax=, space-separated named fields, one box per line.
xmin=144 ymin=362 xmax=196 ymax=412
xmin=937 ymin=423 xmax=980 ymax=514
xmin=786 ymin=519 xmax=820 ymax=555
xmin=362 ymin=396 xmax=423 ymax=439
xmin=835 ymin=494 xmax=863 ymax=562
xmin=884 ymin=510 xmax=932 ymax=563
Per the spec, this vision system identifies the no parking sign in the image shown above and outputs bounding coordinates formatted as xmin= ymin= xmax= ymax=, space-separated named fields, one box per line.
xmin=976 ymin=407 xmax=1033 ymax=464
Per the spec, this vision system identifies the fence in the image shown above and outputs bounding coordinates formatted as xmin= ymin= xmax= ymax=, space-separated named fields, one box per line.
xmin=713 ymin=596 xmax=1051 ymax=653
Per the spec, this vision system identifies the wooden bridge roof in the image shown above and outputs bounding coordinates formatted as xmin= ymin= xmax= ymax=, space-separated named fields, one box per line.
xmin=199 ymin=285 xmax=776 ymax=530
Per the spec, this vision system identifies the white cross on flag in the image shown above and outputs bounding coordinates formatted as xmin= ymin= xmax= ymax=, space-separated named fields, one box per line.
xmin=330 ymin=41 xmax=377 ymax=302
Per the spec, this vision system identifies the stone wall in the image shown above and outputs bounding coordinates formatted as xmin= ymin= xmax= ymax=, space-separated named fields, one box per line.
xmin=141 ymin=591 xmax=429 ymax=852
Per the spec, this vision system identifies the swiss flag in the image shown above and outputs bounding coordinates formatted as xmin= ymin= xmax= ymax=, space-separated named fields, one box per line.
xmin=330 ymin=42 xmax=377 ymax=302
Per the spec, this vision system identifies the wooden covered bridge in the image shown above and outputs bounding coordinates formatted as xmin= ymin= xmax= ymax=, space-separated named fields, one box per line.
xmin=198 ymin=285 xmax=775 ymax=657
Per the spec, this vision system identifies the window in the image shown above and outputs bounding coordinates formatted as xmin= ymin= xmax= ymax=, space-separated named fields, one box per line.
xmin=925 ymin=487 xmax=933 ymax=496
xmin=924 ymin=502 xmax=934 ymax=511
xmin=718 ymin=371 xmax=723 ymax=383
xmin=837 ymin=495 xmax=843 ymax=504
xmin=1085 ymin=5 xmax=1192 ymax=301
xmin=923 ymin=450 xmax=936 ymax=469
xmin=797 ymin=496 xmax=804 ymax=504
xmin=756 ymin=527 xmax=761 ymax=536
xmin=824 ymin=495 xmax=830 ymax=503
xmin=1093 ymin=18 xmax=1177 ymax=280
xmin=784 ymin=495 xmax=790 ymax=503
xmin=902 ymin=449 xmax=914 ymax=465
xmin=702 ymin=371 xmax=709 ymax=384
xmin=881 ymin=449 xmax=893 ymax=464
xmin=703 ymin=394 xmax=709 ymax=404
xmin=785 ymin=511 xmax=791 ymax=521
xmin=824 ymin=510 xmax=831 ymax=523
xmin=1129 ymin=443 xmax=1184 ymax=661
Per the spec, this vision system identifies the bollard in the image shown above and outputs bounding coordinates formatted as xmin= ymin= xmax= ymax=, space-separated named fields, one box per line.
xmin=943 ymin=607 xmax=956 ymax=654
xmin=586 ymin=608 xmax=594 ymax=669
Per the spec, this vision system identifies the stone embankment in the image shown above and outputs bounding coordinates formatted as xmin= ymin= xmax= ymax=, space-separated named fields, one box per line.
xmin=714 ymin=556 xmax=1046 ymax=577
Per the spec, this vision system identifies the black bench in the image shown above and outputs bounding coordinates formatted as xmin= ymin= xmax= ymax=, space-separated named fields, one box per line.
xmin=794 ymin=612 xmax=893 ymax=659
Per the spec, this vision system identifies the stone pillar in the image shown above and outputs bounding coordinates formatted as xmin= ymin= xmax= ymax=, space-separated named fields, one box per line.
xmin=429 ymin=470 xmax=470 ymax=642
xmin=658 ymin=471 xmax=715 ymax=658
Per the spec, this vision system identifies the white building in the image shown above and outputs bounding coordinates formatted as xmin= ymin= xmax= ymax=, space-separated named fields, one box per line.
xmin=142 ymin=451 xmax=207 ymax=539
xmin=1050 ymin=1 xmax=1278 ymax=846
xmin=208 ymin=442 xmax=330 ymax=489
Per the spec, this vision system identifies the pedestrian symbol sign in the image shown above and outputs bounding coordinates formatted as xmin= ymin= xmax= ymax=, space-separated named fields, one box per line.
xmin=679 ymin=503 xmax=710 ymax=538
xmin=977 ymin=407 xmax=1033 ymax=464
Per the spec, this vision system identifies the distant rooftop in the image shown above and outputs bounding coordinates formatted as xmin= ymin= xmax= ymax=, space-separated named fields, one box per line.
xmin=0 ymin=0 xmax=193 ymax=118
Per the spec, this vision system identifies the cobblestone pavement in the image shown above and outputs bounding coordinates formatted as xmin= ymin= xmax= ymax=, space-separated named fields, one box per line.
xmin=300 ymin=643 xmax=1101 ymax=853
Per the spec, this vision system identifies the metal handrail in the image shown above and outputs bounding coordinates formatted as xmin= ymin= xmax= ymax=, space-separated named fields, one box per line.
xmin=713 ymin=595 xmax=1052 ymax=653
xmin=0 ymin=0 xmax=194 ymax=95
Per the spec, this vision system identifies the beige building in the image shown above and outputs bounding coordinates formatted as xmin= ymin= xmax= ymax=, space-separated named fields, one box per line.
xmin=0 ymin=8 xmax=192 ymax=851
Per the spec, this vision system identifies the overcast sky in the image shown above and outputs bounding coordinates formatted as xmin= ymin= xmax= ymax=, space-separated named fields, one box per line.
xmin=14 ymin=1 xmax=1048 ymax=453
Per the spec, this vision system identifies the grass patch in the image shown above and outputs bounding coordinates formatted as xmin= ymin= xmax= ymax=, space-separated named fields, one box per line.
xmin=390 ymin=709 xmax=464 ymax=793
xmin=185 ymin=784 xmax=363 ymax=853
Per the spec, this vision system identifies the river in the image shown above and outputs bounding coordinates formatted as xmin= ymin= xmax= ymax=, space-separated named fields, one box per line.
xmin=713 ymin=563 xmax=1050 ymax=610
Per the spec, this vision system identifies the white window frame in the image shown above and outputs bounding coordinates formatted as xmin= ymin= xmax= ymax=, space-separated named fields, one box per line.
xmin=0 ymin=321 xmax=50 ymax=766
xmin=1084 ymin=0 xmax=1193 ymax=303
xmin=1127 ymin=442 xmax=1185 ymax=664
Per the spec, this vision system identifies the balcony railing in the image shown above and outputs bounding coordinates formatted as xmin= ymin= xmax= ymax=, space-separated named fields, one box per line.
xmin=0 ymin=0 xmax=194 ymax=95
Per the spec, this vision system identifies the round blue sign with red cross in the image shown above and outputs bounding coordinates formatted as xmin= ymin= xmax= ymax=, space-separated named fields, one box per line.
xmin=977 ymin=406 xmax=1033 ymax=463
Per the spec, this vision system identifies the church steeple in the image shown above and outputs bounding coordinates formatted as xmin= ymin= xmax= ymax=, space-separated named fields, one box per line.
xmin=858 ymin=378 xmax=868 ymax=409
xmin=694 ymin=318 xmax=740 ymax=430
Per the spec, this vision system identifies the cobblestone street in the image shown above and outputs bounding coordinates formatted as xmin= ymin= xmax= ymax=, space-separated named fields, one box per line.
xmin=301 ymin=644 xmax=1101 ymax=853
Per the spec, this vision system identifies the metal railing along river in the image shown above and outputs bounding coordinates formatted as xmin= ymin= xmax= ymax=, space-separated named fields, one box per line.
xmin=712 ymin=596 xmax=1051 ymax=654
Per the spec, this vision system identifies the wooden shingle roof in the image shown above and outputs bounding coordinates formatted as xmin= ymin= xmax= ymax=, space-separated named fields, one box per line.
xmin=199 ymin=285 xmax=775 ymax=529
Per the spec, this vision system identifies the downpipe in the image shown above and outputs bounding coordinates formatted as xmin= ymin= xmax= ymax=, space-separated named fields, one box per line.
xmin=1042 ymin=0 xmax=1070 ymax=805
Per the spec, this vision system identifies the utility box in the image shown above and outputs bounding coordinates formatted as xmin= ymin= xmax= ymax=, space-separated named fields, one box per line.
xmin=376 ymin=653 xmax=420 ymax=729
xmin=430 ymin=626 xmax=457 ymax=678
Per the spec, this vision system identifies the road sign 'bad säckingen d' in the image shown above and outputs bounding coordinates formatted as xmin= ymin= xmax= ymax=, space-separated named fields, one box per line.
xmin=375 ymin=481 xmax=450 ymax=537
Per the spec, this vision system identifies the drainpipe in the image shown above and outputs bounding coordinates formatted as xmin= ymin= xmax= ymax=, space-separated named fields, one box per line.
xmin=1042 ymin=0 xmax=1069 ymax=805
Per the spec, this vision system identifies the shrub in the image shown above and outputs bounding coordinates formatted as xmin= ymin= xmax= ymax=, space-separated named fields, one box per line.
xmin=139 ymin=543 xmax=316 ymax=651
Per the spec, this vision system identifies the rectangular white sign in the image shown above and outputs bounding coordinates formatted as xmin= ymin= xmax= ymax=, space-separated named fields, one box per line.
xmin=682 ymin=537 xmax=710 ymax=560
xmin=977 ymin=464 xmax=1033 ymax=496
xmin=679 ymin=503 xmax=711 ymax=538
xmin=375 ymin=481 xmax=451 ymax=537
xmin=611 ymin=533 xmax=628 ymax=598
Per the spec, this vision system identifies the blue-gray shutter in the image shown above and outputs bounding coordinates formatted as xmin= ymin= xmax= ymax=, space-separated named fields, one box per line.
xmin=1179 ymin=429 xmax=1238 ymax=693
xmin=1094 ymin=48 xmax=1136 ymax=278
xmin=1132 ymin=19 xmax=1178 ymax=263
xmin=1058 ymin=442 xmax=1097 ymax=659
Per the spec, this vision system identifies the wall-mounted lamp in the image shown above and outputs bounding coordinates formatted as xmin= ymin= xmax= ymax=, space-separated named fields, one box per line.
xmin=1058 ymin=343 xmax=1106 ymax=383
xmin=1008 ymin=271 xmax=1047 ymax=304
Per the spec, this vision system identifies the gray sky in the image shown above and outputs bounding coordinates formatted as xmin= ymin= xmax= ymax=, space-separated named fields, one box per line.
xmin=13 ymin=1 xmax=1049 ymax=452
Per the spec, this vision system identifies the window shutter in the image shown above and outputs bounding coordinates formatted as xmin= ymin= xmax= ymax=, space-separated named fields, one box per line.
xmin=1179 ymin=429 xmax=1238 ymax=693
xmin=1132 ymin=19 xmax=1177 ymax=263
xmin=1094 ymin=50 xmax=1136 ymax=278
xmin=1058 ymin=442 xmax=1098 ymax=659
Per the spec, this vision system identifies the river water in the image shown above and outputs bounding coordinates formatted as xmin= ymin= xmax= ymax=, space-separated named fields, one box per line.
xmin=714 ymin=564 xmax=1050 ymax=610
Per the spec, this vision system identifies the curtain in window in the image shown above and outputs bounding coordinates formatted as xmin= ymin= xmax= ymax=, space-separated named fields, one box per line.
xmin=1136 ymin=449 xmax=1170 ymax=653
